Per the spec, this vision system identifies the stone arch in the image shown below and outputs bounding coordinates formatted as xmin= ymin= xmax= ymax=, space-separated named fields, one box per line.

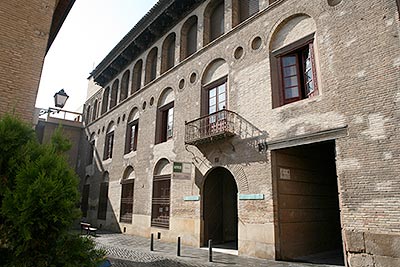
xmin=201 ymin=58 xmax=228 ymax=86
xmin=161 ymin=32 xmax=176 ymax=74
xmin=204 ymin=0 xmax=225 ymax=45
xmin=180 ymin=15 xmax=198 ymax=60
xmin=145 ymin=47 xmax=158 ymax=85
xmin=120 ymin=70 xmax=130 ymax=102
xmin=157 ymin=87 xmax=175 ymax=108
xmin=153 ymin=158 xmax=172 ymax=176
xmin=268 ymin=13 xmax=317 ymax=51
xmin=101 ymin=87 xmax=110 ymax=115
xmin=131 ymin=59 xmax=143 ymax=93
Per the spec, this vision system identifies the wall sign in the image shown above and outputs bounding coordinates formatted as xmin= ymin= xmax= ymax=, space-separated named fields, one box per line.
xmin=280 ymin=168 xmax=291 ymax=180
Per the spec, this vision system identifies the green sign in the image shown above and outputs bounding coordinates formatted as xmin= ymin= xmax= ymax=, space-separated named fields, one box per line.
xmin=173 ymin=162 xmax=183 ymax=173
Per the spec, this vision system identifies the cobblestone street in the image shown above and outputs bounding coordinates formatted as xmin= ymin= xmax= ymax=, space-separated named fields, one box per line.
xmin=94 ymin=232 xmax=342 ymax=267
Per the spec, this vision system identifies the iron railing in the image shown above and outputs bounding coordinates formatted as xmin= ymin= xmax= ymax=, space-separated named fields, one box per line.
xmin=185 ymin=109 xmax=267 ymax=147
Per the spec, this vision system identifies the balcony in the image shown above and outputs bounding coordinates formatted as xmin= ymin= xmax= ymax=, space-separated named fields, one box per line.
xmin=185 ymin=109 xmax=268 ymax=149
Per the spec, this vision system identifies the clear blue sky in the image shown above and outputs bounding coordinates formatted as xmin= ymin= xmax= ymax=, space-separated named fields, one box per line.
xmin=36 ymin=0 xmax=158 ymax=112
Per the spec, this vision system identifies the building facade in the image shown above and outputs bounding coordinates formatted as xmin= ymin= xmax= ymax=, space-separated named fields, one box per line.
xmin=0 ymin=0 xmax=75 ymax=123
xmin=80 ymin=0 xmax=400 ymax=266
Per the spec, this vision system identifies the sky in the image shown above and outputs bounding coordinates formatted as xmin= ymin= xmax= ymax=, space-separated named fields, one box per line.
xmin=36 ymin=0 xmax=158 ymax=112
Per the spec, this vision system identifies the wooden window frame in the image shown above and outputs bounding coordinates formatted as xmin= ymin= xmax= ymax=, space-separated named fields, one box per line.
xmin=151 ymin=174 xmax=171 ymax=229
xmin=103 ymin=131 xmax=114 ymax=160
xmin=125 ymin=119 xmax=139 ymax=154
xmin=272 ymin=34 xmax=318 ymax=107
xmin=155 ymin=102 xmax=174 ymax=144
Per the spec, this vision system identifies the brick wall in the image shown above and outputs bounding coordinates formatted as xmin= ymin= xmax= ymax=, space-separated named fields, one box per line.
xmin=0 ymin=0 xmax=56 ymax=123
xmin=81 ymin=0 xmax=400 ymax=265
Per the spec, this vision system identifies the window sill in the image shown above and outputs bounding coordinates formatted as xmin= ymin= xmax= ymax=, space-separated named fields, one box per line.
xmin=123 ymin=151 xmax=137 ymax=159
xmin=274 ymin=94 xmax=321 ymax=110
xmin=102 ymin=158 xmax=112 ymax=165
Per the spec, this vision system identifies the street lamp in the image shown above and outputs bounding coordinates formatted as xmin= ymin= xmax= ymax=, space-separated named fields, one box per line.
xmin=54 ymin=89 xmax=69 ymax=108
xmin=39 ymin=89 xmax=69 ymax=116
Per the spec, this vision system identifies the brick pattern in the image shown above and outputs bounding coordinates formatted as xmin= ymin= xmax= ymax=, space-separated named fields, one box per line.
xmin=0 ymin=1 xmax=56 ymax=123
xmin=80 ymin=0 xmax=400 ymax=265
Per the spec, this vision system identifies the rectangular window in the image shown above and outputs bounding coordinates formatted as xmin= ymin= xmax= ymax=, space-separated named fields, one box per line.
xmin=151 ymin=175 xmax=171 ymax=228
xmin=97 ymin=182 xmax=108 ymax=220
xmin=104 ymin=132 xmax=114 ymax=159
xmin=276 ymin=40 xmax=318 ymax=106
xmin=88 ymin=140 xmax=95 ymax=165
xmin=81 ymin=184 xmax=90 ymax=218
xmin=156 ymin=102 xmax=174 ymax=144
xmin=120 ymin=180 xmax=134 ymax=223
xmin=125 ymin=120 xmax=138 ymax=154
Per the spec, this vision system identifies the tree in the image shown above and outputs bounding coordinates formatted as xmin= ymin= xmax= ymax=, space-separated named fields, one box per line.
xmin=0 ymin=115 xmax=104 ymax=267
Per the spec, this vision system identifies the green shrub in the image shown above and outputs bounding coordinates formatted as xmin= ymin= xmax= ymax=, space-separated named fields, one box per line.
xmin=0 ymin=115 xmax=105 ymax=266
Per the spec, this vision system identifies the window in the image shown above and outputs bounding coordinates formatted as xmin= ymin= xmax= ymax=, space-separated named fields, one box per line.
xmin=145 ymin=47 xmax=158 ymax=85
xmin=101 ymin=87 xmax=110 ymax=115
xmin=92 ymin=100 xmax=98 ymax=121
xmin=275 ymin=37 xmax=318 ymax=106
xmin=155 ymin=88 xmax=174 ymax=144
xmin=233 ymin=0 xmax=259 ymax=26
xmin=161 ymin=33 xmax=176 ymax=73
xmin=125 ymin=108 xmax=139 ymax=154
xmin=110 ymin=79 xmax=119 ymax=109
xmin=204 ymin=0 xmax=225 ymax=45
xmin=81 ymin=177 xmax=90 ymax=218
xmin=120 ymin=167 xmax=135 ymax=223
xmin=120 ymin=70 xmax=130 ymax=102
xmin=151 ymin=159 xmax=171 ymax=229
xmin=97 ymin=172 xmax=109 ymax=220
xmin=269 ymin=15 xmax=318 ymax=108
xmin=86 ymin=105 xmax=91 ymax=124
xmin=131 ymin=60 xmax=143 ymax=93
xmin=88 ymin=137 xmax=95 ymax=165
xmin=180 ymin=16 xmax=198 ymax=60
xmin=210 ymin=1 xmax=224 ymax=42
xmin=104 ymin=122 xmax=115 ymax=160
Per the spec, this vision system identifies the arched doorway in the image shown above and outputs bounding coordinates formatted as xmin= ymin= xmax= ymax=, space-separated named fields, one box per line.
xmin=203 ymin=167 xmax=238 ymax=249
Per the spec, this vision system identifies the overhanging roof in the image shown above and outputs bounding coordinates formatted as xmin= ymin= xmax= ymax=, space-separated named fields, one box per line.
xmin=46 ymin=0 xmax=76 ymax=53
xmin=90 ymin=0 xmax=205 ymax=87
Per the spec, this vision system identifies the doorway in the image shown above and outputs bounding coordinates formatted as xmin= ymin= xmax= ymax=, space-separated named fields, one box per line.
xmin=273 ymin=141 xmax=344 ymax=265
xmin=203 ymin=167 xmax=238 ymax=249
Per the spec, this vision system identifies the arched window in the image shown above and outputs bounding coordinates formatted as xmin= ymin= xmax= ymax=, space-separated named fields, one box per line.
xmin=201 ymin=59 xmax=228 ymax=116
xmin=233 ymin=0 xmax=259 ymax=27
xmin=125 ymin=108 xmax=139 ymax=154
xmin=103 ymin=121 xmax=115 ymax=160
xmin=120 ymin=166 xmax=135 ymax=223
xmin=85 ymin=105 xmax=91 ymax=124
xmin=145 ymin=47 xmax=158 ymax=85
xmin=269 ymin=15 xmax=319 ymax=108
xmin=180 ymin=16 xmax=198 ymax=60
xmin=204 ymin=0 xmax=225 ymax=45
xmin=155 ymin=88 xmax=174 ymax=144
xmin=98 ymin=172 xmax=109 ymax=220
xmin=92 ymin=99 xmax=98 ymax=121
xmin=101 ymin=87 xmax=110 ymax=115
xmin=120 ymin=70 xmax=130 ymax=102
xmin=131 ymin=60 xmax=143 ymax=94
xmin=110 ymin=79 xmax=119 ymax=109
xmin=161 ymin=33 xmax=176 ymax=73
xmin=151 ymin=159 xmax=172 ymax=228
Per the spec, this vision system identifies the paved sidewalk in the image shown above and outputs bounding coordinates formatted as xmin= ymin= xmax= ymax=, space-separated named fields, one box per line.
xmin=94 ymin=232 xmax=342 ymax=267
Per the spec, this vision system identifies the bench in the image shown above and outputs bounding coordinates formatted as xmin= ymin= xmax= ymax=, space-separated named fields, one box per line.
xmin=80 ymin=222 xmax=97 ymax=236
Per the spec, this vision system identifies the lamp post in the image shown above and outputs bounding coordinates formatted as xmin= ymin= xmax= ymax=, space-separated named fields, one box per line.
xmin=39 ymin=89 xmax=69 ymax=116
